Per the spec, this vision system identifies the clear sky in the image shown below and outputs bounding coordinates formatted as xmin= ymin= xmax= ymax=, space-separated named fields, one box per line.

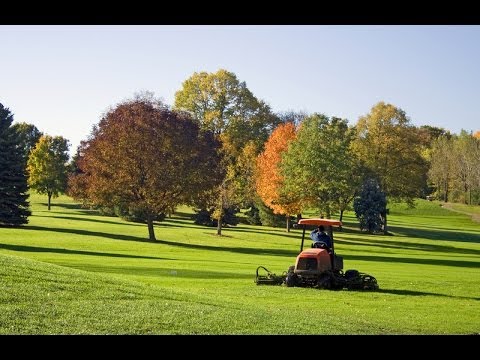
xmin=1 ymin=25 xmax=479 ymax=156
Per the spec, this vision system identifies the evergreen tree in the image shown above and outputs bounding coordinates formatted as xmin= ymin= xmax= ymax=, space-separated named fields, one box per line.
xmin=0 ymin=103 xmax=31 ymax=225
xmin=353 ymin=178 xmax=386 ymax=233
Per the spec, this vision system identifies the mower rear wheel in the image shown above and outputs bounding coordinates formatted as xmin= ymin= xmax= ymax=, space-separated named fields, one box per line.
xmin=285 ymin=272 xmax=298 ymax=287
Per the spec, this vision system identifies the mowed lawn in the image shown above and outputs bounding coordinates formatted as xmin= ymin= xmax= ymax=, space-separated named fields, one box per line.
xmin=0 ymin=193 xmax=479 ymax=334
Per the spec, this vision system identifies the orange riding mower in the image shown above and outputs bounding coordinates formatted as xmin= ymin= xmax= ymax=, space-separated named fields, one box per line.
xmin=255 ymin=218 xmax=379 ymax=290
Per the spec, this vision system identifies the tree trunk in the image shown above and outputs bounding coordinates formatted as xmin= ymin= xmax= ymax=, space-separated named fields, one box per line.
xmin=47 ymin=191 xmax=52 ymax=211
xmin=147 ymin=215 xmax=156 ymax=241
xmin=339 ymin=209 xmax=344 ymax=231
xmin=383 ymin=211 xmax=388 ymax=235
xmin=216 ymin=208 xmax=223 ymax=236
xmin=286 ymin=216 xmax=291 ymax=233
xmin=445 ymin=179 xmax=449 ymax=202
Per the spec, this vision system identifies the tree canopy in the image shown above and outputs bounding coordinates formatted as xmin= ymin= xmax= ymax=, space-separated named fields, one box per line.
xmin=11 ymin=122 xmax=43 ymax=168
xmin=27 ymin=135 xmax=70 ymax=210
xmin=352 ymin=102 xmax=427 ymax=232
xmin=174 ymin=69 xmax=280 ymax=235
xmin=71 ymin=96 xmax=223 ymax=241
xmin=281 ymin=114 xmax=356 ymax=219
xmin=256 ymin=122 xmax=301 ymax=231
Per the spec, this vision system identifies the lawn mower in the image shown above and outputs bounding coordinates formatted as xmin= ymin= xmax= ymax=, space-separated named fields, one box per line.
xmin=255 ymin=218 xmax=379 ymax=290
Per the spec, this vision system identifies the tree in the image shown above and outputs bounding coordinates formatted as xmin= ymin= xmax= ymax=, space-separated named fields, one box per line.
xmin=232 ymin=140 xmax=259 ymax=209
xmin=27 ymin=135 xmax=70 ymax=210
xmin=473 ymin=130 xmax=480 ymax=139
xmin=0 ymin=103 xmax=31 ymax=225
xmin=66 ymin=143 xmax=89 ymax=204
xmin=428 ymin=135 xmax=454 ymax=202
xmin=256 ymin=122 xmax=301 ymax=231
xmin=11 ymin=122 xmax=43 ymax=168
xmin=451 ymin=131 xmax=480 ymax=204
xmin=353 ymin=178 xmax=387 ymax=233
xmin=281 ymin=114 xmax=357 ymax=225
xmin=352 ymin=102 xmax=427 ymax=234
xmin=72 ymin=96 xmax=223 ymax=241
xmin=174 ymin=69 xmax=280 ymax=235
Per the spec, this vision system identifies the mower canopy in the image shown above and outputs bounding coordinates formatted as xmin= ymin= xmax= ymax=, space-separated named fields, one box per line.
xmin=297 ymin=218 xmax=342 ymax=253
xmin=297 ymin=218 xmax=342 ymax=227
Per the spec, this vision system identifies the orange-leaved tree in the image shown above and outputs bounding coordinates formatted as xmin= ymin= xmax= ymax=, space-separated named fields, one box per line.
xmin=256 ymin=122 xmax=301 ymax=231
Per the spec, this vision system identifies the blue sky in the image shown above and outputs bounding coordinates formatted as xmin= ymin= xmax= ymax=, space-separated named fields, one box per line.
xmin=1 ymin=25 xmax=479 ymax=155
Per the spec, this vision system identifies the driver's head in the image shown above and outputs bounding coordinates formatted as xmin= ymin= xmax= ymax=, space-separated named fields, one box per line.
xmin=318 ymin=225 xmax=325 ymax=232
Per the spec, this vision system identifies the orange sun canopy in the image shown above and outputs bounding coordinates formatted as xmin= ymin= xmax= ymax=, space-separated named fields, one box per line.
xmin=298 ymin=218 xmax=342 ymax=227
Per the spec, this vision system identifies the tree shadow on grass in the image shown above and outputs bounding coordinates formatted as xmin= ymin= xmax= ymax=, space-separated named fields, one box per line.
xmin=344 ymin=253 xmax=480 ymax=268
xmin=39 ymin=202 xmax=97 ymax=215
xmin=156 ymin=239 xmax=298 ymax=257
xmin=336 ymin=238 xmax=480 ymax=257
xmin=375 ymin=288 xmax=480 ymax=301
xmin=0 ymin=243 xmax=168 ymax=261
xmin=34 ymin=215 xmax=145 ymax=227
xmin=22 ymin=225 xmax=153 ymax=243
xmin=388 ymin=225 xmax=480 ymax=244
xmin=18 ymin=225 xmax=297 ymax=257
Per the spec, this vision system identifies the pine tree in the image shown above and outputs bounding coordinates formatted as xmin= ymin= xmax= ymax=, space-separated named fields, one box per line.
xmin=353 ymin=178 xmax=386 ymax=233
xmin=0 ymin=103 xmax=31 ymax=225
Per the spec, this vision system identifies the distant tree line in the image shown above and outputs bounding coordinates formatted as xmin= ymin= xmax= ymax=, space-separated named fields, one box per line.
xmin=1 ymin=69 xmax=479 ymax=238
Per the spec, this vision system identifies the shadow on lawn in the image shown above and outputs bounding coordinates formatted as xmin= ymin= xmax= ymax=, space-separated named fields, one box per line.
xmin=337 ymin=238 xmax=480 ymax=257
xmin=34 ymin=215 xmax=145 ymax=227
xmin=156 ymin=239 xmax=297 ymax=257
xmin=22 ymin=225 xmax=152 ymax=243
xmin=376 ymin=288 xmax=480 ymax=301
xmin=388 ymin=225 xmax=480 ymax=244
xmin=19 ymin=225 xmax=297 ymax=257
xmin=344 ymin=253 xmax=480 ymax=269
xmin=40 ymin=202 xmax=96 ymax=215
xmin=0 ymin=243 xmax=167 ymax=261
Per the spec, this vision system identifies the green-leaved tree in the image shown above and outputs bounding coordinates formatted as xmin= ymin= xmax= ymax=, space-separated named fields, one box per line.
xmin=27 ymin=135 xmax=70 ymax=210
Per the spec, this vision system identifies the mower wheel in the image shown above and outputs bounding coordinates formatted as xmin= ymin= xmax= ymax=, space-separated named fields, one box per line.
xmin=285 ymin=272 xmax=298 ymax=287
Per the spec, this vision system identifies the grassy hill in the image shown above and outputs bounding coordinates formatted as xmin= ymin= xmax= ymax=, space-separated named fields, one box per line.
xmin=0 ymin=193 xmax=479 ymax=334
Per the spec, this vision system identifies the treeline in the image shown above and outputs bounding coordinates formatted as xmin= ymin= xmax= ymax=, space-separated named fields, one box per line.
xmin=1 ymin=69 xmax=479 ymax=239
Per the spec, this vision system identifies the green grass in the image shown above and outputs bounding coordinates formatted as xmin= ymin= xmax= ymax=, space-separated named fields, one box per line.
xmin=0 ymin=193 xmax=479 ymax=334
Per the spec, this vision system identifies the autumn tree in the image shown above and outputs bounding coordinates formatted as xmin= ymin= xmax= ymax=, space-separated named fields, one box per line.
xmin=256 ymin=122 xmax=301 ymax=231
xmin=473 ymin=130 xmax=480 ymax=139
xmin=72 ymin=96 xmax=222 ymax=241
xmin=352 ymin=102 xmax=427 ymax=234
xmin=0 ymin=103 xmax=31 ymax=225
xmin=11 ymin=122 xmax=43 ymax=168
xmin=281 ymin=114 xmax=357 ymax=226
xmin=174 ymin=69 xmax=280 ymax=235
xmin=27 ymin=135 xmax=70 ymax=210
xmin=66 ymin=142 xmax=89 ymax=205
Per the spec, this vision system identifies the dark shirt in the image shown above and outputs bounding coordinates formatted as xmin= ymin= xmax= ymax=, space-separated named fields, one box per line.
xmin=310 ymin=230 xmax=332 ymax=248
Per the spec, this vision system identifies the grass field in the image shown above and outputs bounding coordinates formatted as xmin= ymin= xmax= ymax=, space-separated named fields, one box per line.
xmin=0 ymin=193 xmax=479 ymax=334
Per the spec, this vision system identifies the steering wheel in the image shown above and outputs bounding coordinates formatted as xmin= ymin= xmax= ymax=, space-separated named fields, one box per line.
xmin=313 ymin=242 xmax=328 ymax=249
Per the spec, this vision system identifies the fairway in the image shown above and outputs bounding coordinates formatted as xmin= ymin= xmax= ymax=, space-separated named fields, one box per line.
xmin=0 ymin=193 xmax=479 ymax=334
